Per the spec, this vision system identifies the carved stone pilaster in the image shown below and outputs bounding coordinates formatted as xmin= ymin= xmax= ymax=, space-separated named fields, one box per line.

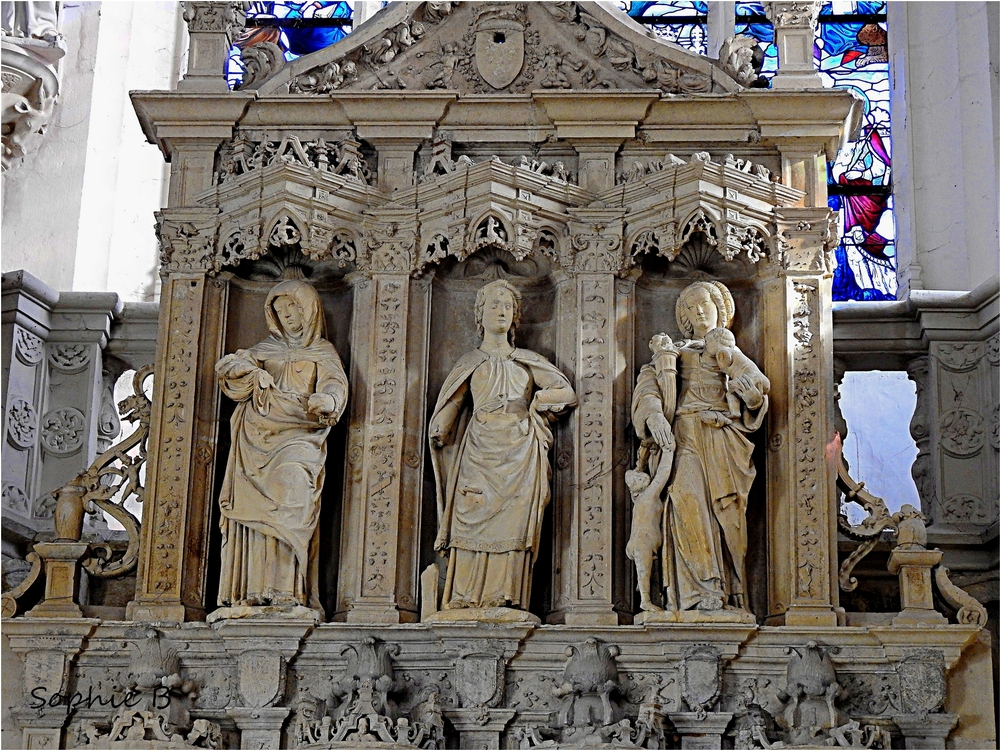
xmin=763 ymin=2 xmax=824 ymax=90
xmin=553 ymin=210 xmax=628 ymax=625
xmin=927 ymin=335 xmax=999 ymax=532
xmin=773 ymin=209 xmax=839 ymax=626
xmin=339 ymin=212 xmax=421 ymax=623
xmin=180 ymin=2 xmax=245 ymax=92
xmin=130 ymin=210 xmax=227 ymax=621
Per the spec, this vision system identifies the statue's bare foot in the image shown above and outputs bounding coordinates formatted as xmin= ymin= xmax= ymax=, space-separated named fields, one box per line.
xmin=639 ymin=596 xmax=663 ymax=612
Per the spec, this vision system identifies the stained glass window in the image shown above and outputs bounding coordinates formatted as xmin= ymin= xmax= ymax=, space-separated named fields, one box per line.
xmin=226 ymin=1 xmax=355 ymax=89
xmin=621 ymin=1 xmax=709 ymax=56
xmin=816 ymin=2 xmax=894 ymax=301
xmin=632 ymin=1 xmax=895 ymax=301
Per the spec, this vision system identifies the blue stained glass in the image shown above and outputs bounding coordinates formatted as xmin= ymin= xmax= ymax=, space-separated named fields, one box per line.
xmin=620 ymin=0 xmax=707 ymax=53
xmin=622 ymin=1 xmax=708 ymax=16
xmin=227 ymin=1 xmax=354 ymax=89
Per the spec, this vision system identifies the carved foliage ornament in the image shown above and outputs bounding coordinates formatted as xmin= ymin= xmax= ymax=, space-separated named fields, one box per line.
xmin=286 ymin=2 xmax=718 ymax=95
xmin=48 ymin=343 xmax=91 ymax=372
xmin=13 ymin=326 xmax=43 ymax=365
xmin=40 ymin=407 xmax=86 ymax=456
xmin=7 ymin=395 xmax=38 ymax=449
xmin=763 ymin=1 xmax=822 ymax=28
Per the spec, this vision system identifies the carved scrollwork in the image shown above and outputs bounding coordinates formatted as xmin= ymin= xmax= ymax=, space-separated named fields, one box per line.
xmin=935 ymin=342 xmax=984 ymax=371
xmin=217 ymin=134 xmax=373 ymax=186
xmin=680 ymin=208 xmax=719 ymax=250
xmin=942 ymin=494 xmax=996 ymax=525
xmin=13 ymin=326 xmax=43 ymax=365
xmin=330 ymin=231 xmax=359 ymax=268
xmin=40 ymin=406 xmax=86 ymax=456
xmin=6 ymin=395 xmax=38 ymax=449
xmin=934 ymin=565 xmax=988 ymax=627
xmin=0 ymin=550 xmax=42 ymax=618
xmin=237 ymin=41 xmax=284 ymax=89
xmin=835 ymin=439 xmax=894 ymax=592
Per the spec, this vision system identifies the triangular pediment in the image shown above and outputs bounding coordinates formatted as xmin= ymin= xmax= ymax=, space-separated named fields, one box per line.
xmin=255 ymin=2 xmax=740 ymax=96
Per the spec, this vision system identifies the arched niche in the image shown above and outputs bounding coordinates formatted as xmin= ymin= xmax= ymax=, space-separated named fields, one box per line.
xmin=419 ymin=245 xmax=564 ymax=620
xmin=631 ymin=234 xmax=770 ymax=619
xmin=204 ymin=245 xmax=356 ymax=618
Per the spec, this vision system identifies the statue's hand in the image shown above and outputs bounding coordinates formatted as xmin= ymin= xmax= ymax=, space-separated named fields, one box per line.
xmin=700 ymin=411 xmax=731 ymax=428
xmin=647 ymin=412 xmax=674 ymax=449
xmin=256 ymin=369 xmax=275 ymax=390
xmin=307 ymin=393 xmax=338 ymax=419
xmin=217 ymin=353 xmax=254 ymax=378
xmin=732 ymin=374 xmax=764 ymax=409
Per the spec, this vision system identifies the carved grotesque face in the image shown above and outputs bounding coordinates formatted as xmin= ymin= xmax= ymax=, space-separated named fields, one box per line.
xmin=482 ymin=288 xmax=515 ymax=337
xmin=683 ymin=287 xmax=720 ymax=338
xmin=273 ymin=295 xmax=304 ymax=336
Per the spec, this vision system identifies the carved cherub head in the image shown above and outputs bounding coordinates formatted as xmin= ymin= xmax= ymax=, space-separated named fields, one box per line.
xmin=703 ymin=327 xmax=736 ymax=358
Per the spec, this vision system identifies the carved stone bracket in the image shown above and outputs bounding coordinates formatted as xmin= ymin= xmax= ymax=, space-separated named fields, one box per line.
xmin=156 ymin=209 xmax=220 ymax=274
xmin=1 ymin=32 xmax=63 ymax=172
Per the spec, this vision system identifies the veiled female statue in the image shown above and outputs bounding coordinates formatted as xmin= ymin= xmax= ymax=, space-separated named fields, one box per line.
xmin=628 ymin=281 xmax=768 ymax=618
xmin=214 ymin=280 xmax=348 ymax=616
xmin=429 ymin=280 xmax=576 ymax=615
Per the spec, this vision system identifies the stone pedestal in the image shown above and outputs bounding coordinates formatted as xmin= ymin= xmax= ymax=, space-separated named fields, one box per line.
xmin=893 ymin=713 xmax=958 ymax=750
xmin=26 ymin=542 xmax=88 ymax=618
xmin=179 ymin=2 xmax=243 ymax=93
xmin=764 ymin=2 xmax=824 ymax=90
xmin=229 ymin=706 xmax=290 ymax=750
xmin=446 ymin=708 xmax=516 ymax=750
xmin=668 ymin=712 xmax=734 ymax=750
xmin=888 ymin=547 xmax=948 ymax=625
xmin=10 ymin=707 xmax=65 ymax=750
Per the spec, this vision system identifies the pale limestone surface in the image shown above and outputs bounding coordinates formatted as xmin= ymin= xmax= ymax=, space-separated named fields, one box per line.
xmin=215 ymin=281 xmax=348 ymax=616
xmin=430 ymin=280 xmax=576 ymax=614
xmin=1 ymin=2 xmax=997 ymax=750
xmin=630 ymin=282 xmax=768 ymax=618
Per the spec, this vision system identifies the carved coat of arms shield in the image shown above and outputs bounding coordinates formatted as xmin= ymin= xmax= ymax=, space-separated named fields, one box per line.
xmin=681 ymin=645 xmax=722 ymax=713
xmin=474 ymin=4 xmax=526 ymax=89
xmin=897 ymin=650 xmax=946 ymax=714
xmin=454 ymin=652 xmax=505 ymax=708
xmin=238 ymin=650 xmax=282 ymax=708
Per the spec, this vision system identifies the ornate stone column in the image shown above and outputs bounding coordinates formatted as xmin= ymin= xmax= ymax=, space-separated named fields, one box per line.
xmin=764 ymin=1 xmax=823 ymax=90
xmin=550 ymin=208 xmax=630 ymax=626
xmin=128 ymin=208 xmax=225 ymax=622
xmin=179 ymin=2 xmax=244 ymax=92
xmin=336 ymin=209 xmax=422 ymax=623
xmin=769 ymin=208 xmax=841 ymax=626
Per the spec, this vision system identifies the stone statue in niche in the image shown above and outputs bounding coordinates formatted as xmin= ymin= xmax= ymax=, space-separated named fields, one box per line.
xmin=211 ymin=280 xmax=348 ymax=621
xmin=629 ymin=281 xmax=768 ymax=622
xmin=428 ymin=280 xmax=576 ymax=621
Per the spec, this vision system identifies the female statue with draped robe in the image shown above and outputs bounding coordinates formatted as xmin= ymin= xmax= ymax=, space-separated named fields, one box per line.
xmin=630 ymin=281 xmax=768 ymax=618
xmin=429 ymin=280 xmax=576 ymax=615
xmin=214 ymin=280 xmax=348 ymax=616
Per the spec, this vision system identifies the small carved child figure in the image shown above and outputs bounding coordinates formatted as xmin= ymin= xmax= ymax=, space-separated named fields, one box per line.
xmin=703 ymin=327 xmax=770 ymax=421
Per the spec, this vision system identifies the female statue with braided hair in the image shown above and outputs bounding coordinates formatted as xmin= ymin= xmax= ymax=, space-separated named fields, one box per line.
xmin=630 ymin=281 xmax=768 ymax=617
xmin=429 ymin=280 xmax=576 ymax=615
